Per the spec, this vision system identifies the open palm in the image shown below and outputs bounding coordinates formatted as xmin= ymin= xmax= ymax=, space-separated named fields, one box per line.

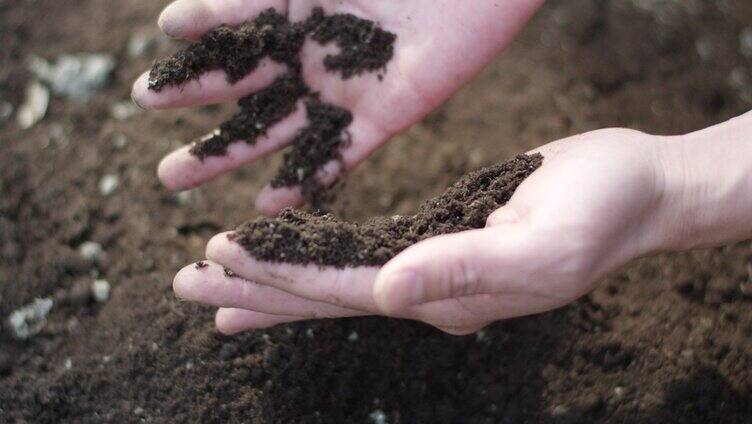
xmin=132 ymin=0 xmax=544 ymax=214
xmin=173 ymin=129 xmax=673 ymax=335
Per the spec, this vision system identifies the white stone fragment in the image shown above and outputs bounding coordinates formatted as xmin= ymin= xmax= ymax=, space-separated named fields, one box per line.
xmin=99 ymin=174 xmax=119 ymax=196
xmin=16 ymin=81 xmax=49 ymax=129
xmin=29 ymin=54 xmax=116 ymax=101
xmin=110 ymin=101 xmax=140 ymax=121
xmin=7 ymin=298 xmax=53 ymax=340
xmin=91 ymin=280 xmax=111 ymax=303
xmin=78 ymin=241 xmax=104 ymax=262
xmin=369 ymin=409 xmax=388 ymax=424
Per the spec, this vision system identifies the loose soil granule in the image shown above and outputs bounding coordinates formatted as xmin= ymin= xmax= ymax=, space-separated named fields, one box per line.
xmin=190 ymin=73 xmax=309 ymax=159
xmin=232 ymin=153 xmax=543 ymax=267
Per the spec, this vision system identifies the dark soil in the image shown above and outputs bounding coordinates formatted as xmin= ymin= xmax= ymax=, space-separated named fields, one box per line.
xmin=190 ymin=73 xmax=308 ymax=159
xmin=235 ymin=154 xmax=542 ymax=267
xmin=269 ymin=100 xmax=353 ymax=201
xmin=148 ymin=9 xmax=306 ymax=91
xmin=3 ymin=1 xmax=752 ymax=423
xmin=307 ymin=7 xmax=397 ymax=79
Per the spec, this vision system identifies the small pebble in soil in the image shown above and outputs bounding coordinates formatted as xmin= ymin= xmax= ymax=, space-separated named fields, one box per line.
xmin=740 ymin=27 xmax=752 ymax=57
xmin=306 ymin=328 xmax=315 ymax=339
xmin=127 ymin=33 xmax=156 ymax=57
xmin=0 ymin=100 xmax=13 ymax=121
xmin=347 ymin=331 xmax=359 ymax=342
xmin=29 ymin=53 xmax=116 ymax=101
xmin=110 ymin=101 xmax=141 ymax=121
xmin=7 ymin=298 xmax=53 ymax=340
xmin=78 ymin=241 xmax=105 ymax=262
xmin=728 ymin=67 xmax=749 ymax=90
xmin=99 ymin=174 xmax=120 ymax=196
xmin=91 ymin=279 xmax=111 ymax=303
xmin=111 ymin=133 xmax=129 ymax=149
xmin=63 ymin=358 xmax=73 ymax=370
xmin=176 ymin=191 xmax=193 ymax=206
xmin=551 ymin=405 xmax=570 ymax=417
xmin=16 ymin=80 xmax=49 ymax=129
xmin=613 ymin=386 xmax=627 ymax=398
xmin=369 ymin=409 xmax=388 ymax=424
xmin=133 ymin=407 xmax=145 ymax=417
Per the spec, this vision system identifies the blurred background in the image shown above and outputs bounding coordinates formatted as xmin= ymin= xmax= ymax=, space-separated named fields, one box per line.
xmin=1 ymin=0 xmax=751 ymax=422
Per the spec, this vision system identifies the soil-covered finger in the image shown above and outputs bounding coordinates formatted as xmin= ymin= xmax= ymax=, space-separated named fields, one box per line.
xmin=158 ymin=103 xmax=307 ymax=191
xmin=174 ymin=260 xmax=365 ymax=318
xmin=206 ymin=232 xmax=381 ymax=312
xmin=132 ymin=62 xmax=285 ymax=110
xmin=239 ymin=154 xmax=543 ymax=268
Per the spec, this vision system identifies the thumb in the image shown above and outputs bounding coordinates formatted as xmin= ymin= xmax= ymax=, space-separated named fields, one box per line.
xmin=373 ymin=226 xmax=531 ymax=315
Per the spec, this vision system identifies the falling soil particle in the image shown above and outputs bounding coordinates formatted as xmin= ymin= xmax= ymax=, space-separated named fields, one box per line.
xmin=232 ymin=154 xmax=542 ymax=267
xmin=190 ymin=73 xmax=309 ymax=160
xmin=270 ymin=100 xmax=353 ymax=194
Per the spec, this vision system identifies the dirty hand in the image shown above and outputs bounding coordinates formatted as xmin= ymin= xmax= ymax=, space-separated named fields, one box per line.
xmin=131 ymin=0 xmax=545 ymax=215
xmin=174 ymin=128 xmax=693 ymax=334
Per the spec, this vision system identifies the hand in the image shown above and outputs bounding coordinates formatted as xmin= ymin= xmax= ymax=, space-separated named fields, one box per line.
xmin=173 ymin=128 xmax=677 ymax=335
xmin=132 ymin=0 xmax=545 ymax=215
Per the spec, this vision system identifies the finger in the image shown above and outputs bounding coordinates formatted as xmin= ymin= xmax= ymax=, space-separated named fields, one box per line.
xmin=174 ymin=260 xmax=366 ymax=318
xmin=158 ymin=0 xmax=288 ymax=40
xmin=255 ymin=117 xmax=387 ymax=215
xmin=158 ymin=104 xmax=307 ymax=191
xmin=206 ymin=232 xmax=381 ymax=312
xmin=215 ymin=308 xmax=303 ymax=334
xmin=131 ymin=60 xmax=285 ymax=110
xmin=373 ymin=225 xmax=571 ymax=315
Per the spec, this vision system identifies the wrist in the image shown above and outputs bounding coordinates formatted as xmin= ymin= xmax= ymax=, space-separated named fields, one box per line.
xmin=651 ymin=113 xmax=752 ymax=253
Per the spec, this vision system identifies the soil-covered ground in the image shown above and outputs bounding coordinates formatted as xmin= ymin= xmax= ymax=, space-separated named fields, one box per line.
xmin=2 ymin=0 xmax=752 ymax=422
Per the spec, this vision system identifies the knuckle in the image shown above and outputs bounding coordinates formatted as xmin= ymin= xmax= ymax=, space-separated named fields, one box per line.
xmin=447 ymin=257 xmax=483 ymax=298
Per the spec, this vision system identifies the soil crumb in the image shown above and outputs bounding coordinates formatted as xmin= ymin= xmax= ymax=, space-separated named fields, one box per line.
xmin=190 ymin=73 xmax=309 ymax=159
xmin=223 ymin=267 xmax=239 ymax=278
xmin=195 ymin=261 xmax=208 ymax=269
xmin=307 ymin=7 xmax=397 ymax=78
xmin=233 ymin=154 xmax=543 ymax=267
xmin=148 ymin=9 xmax=306 ymax=91
xmin=270 ymin=100 xmax=353 ymax=208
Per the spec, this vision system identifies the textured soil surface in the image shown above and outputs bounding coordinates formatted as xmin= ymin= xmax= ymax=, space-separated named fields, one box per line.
xmin=235 ymin=154 xmax=542 ymax=267
xmin=2 ymin=1 xmax=752 ymax=423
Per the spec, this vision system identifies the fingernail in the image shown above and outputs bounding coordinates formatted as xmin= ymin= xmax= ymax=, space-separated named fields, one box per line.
xmin=374 ymin=270 xmax=423 ymax=314
xmin=158 ymin=5 xmax=179 ymax=38
xmin=131 ymin=90 xmax=146 ymax=110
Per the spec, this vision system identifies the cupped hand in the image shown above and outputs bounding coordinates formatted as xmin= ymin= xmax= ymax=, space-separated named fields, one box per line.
xmin=173 ymin=129 xmax=677 ymax=335
xmin=133 ymin=0 xmax=545 ymax=215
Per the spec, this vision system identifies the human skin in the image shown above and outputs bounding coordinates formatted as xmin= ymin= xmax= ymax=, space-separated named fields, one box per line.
xmin=135 ymin=1 xmax=752 ymax=335
xmin=172 ymin=116 xmax=752 ymax=335
xmin=132 ymin=0 xmax=546 ymax=215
